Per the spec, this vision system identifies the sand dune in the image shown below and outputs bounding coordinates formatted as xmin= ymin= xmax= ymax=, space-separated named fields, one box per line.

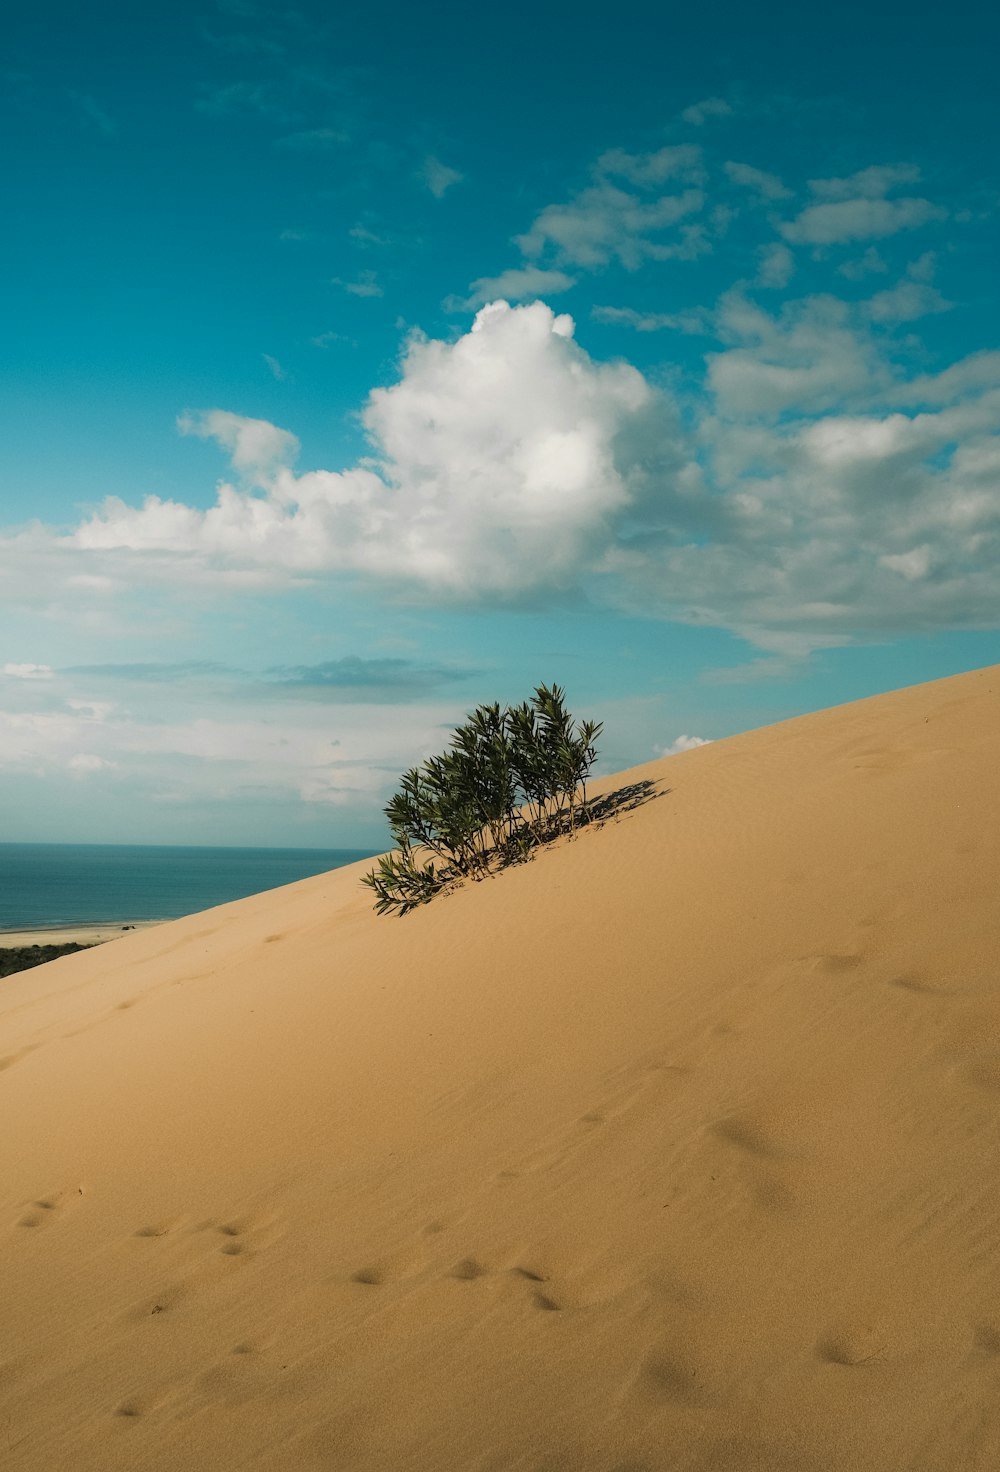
xmin=2 ymin=664 xmax=999 ymax=1471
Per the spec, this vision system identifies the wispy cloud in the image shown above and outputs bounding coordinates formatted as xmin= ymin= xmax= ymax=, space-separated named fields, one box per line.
xmin=332 ymin=271 xmax=383 ymax=298
xmin=454 ymin=266 xmax=576 ymax=311
xmin=781 ymin=164 xmax=945 ymax=244
xmin=64 ymin=662 xmax=233 ymax=681
xmin=591 ymin=305 xmax=710 ymax=334
xmin=518 ymin=172 xmax=705 ymax=270
xmin=420 ymin=155 xmax=463 ymax=198
xmin=2 ymin=662 xmax=54 ymax=680
xmin=782 ymin=195 xmax=945 ymax=245
xmin=70 ymin=91 xmax=116 ymax=135
xmin=724 ymin=159 xmax=792 ymax=201
xmin=275 ymin=125 xmax=347 ymax=149
xmin=195 ymin=79 xmax=297 ymax=123
xmin=267 ymin=657 xmax=472 ymax=697
xmin=753 ymin=242 xmax=795 ymax=289
xmin=837 ymin=246 xmax=889 ymax=279
xmin=681 ymin=97 xmax=732 ymax=126
xmin=68 ymin=752 xmax=116 ymax=774
xmin=178 ymin=408 xmax=299 ymax=476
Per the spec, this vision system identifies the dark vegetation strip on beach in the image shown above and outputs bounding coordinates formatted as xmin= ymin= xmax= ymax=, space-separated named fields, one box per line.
xmin=0 ymin=944 xmax=95 ymax=979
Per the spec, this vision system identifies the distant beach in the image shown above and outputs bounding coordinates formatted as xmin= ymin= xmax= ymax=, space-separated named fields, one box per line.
xmin=0 ymin=921 xmax=162 ymax=948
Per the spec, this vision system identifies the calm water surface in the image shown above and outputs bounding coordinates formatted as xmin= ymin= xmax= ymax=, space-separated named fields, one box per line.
xmin=0 ymin=844 xmax=376 ymax=929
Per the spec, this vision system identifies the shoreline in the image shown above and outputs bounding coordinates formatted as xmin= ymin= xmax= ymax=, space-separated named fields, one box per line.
xmin=0 ymin=920 xmax=165 ymax=948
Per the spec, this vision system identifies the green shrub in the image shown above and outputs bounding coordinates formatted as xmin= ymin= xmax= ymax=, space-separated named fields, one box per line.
xmin=363 ymin=684 xmax=602 ymax=916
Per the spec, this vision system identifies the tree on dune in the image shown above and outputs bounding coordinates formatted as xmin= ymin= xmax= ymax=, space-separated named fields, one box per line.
xmin=362 ymin=684 xmax=602 ymax=916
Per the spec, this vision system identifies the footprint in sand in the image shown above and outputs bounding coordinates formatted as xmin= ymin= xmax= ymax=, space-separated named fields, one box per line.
xmin=972 ymin=1321 xmax=1000 ymax=1355
xmin=510 ymin=1267 xmax=561 ymax=1311
xmin=351 ymin=1265 xmax=388 ymax=1285
xmin=0 ymin=1043 xmax=40 ymax=1073
xmin=450 ymin=1256 xmax=489 ymax=1280
xmin=889 ymin=973 xmax=952 ymax=996
xmin=707 ymin=1114 xmax=805 ymax=1215
xmin=639 ymin=1347 xmax=724 ymax=1407
xmin=711 ymin=1114 xmax=784 ymax=1159
xmin=816 ymin=1322 xmax=886 ymax=1366
xmin=15 ymin=1187 xmax=84 ymax=1230
xmin=350 ymin=1243 xmax=427 ymax=1285
xmin=123 ymin=1280 xmax=189 ymax=1323
xmin=961 ymin=1058 xmax=1000 ymax=1093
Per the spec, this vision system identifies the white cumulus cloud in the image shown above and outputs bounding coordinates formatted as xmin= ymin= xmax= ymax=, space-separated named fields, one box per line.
xmin=658 ymin=734 xmax=712 ymax=754
xmin=74 ymin=302 xmax=676 ymax=600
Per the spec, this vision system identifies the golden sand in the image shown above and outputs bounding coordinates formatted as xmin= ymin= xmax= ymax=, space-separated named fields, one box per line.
xmin=1 ymin=664 xmax=998 ymax=1471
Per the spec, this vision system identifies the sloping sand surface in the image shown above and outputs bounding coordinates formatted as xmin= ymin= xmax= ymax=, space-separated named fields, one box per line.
xmin=2 ymin=664 xmax=999 ymax=1471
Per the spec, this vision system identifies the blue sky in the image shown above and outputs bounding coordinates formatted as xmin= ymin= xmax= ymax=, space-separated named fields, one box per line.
xmin=2 ymin=0 xmax=999 ymax=846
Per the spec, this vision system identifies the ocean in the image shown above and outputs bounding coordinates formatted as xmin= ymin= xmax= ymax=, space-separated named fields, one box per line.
xmin=0 ymin=843 xmax=377 ymax=930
